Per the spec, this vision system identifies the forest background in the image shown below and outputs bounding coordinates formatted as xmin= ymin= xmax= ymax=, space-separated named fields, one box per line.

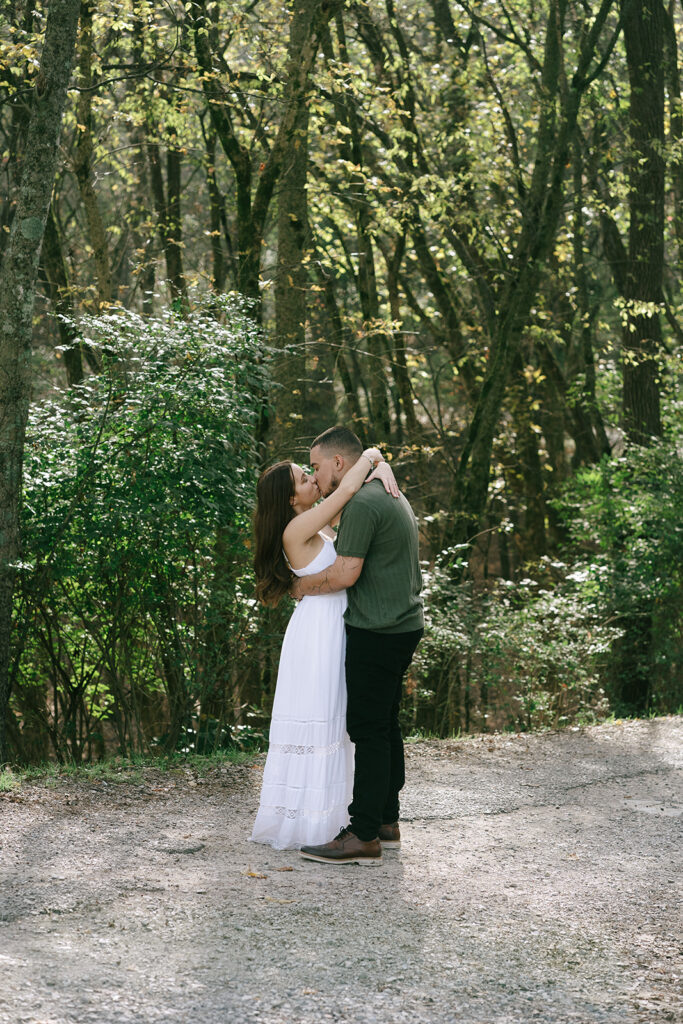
xmin=0 ymin=0 xmax=681 ymax=767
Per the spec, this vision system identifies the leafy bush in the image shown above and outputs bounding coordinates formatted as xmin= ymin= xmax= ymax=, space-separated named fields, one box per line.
xmin=411 ymin=556 xmax=618 ymax=735
xmin=557 ymin=434 xmax=683 ymax=714
xmin=10 ymin=297 xmax=269 ymax=761
xmin=411 ymin=384 xmax=683 ymax=734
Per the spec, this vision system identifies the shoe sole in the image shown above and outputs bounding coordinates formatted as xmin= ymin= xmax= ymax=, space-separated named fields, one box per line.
xmin=299 ymin=851 xmax=383 ymax=866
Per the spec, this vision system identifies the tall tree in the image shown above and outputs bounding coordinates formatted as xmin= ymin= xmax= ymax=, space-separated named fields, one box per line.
xmin=621 ymin=0 xmax=664 ymax=442
xmin=0 ymin=0 xmax=82 ymax=764
xmin=189 ymin=0 xmax=340 ymax=311
xmin=72 ymin=0 xmax=113 ymax=308
xmin=609 ymin=0 xmax=666 ymax=716
xmin=448 ymin=0 xmax=621 ymax=550
xmin=273 ymin=0 xmax=317 ymax=456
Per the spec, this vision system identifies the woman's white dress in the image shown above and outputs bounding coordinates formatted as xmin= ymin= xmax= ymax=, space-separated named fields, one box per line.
xmin=250 ymin=535 xmax=353 ymax=850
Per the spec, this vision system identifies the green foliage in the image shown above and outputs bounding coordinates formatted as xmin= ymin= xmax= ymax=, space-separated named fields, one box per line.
xmin=415 ymin=409 xmax=683 ymax=731
xmin=11 ymin=296 xmax=268 ymax=761
xmin=557 ymin=431 xmax=683 ymax=714
xmin=3 ymin=0 xmax=681 ymax=759
xmin=0 ymin=768 xmax=20 ymax=792
xmin=413 ymin=557 xmax=617 ymax=735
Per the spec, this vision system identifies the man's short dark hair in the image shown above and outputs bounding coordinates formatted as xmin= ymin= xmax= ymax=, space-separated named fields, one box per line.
xmin=311 ymin=425 xmax=363 ymax=460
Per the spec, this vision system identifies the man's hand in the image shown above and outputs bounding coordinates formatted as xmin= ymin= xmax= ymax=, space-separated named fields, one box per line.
xmin=289 ymin=555 xmax=364 ymax=601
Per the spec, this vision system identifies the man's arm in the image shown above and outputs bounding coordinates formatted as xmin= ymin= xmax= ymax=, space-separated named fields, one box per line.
xmin=290 ymin=555 xmax=364 ymax=600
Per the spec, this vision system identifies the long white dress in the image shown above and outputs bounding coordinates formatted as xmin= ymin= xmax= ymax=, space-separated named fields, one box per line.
xmin=250 ymin=534 xmax=354 ymax=850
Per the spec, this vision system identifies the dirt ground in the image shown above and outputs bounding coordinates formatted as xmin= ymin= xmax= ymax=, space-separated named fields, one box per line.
xmin=0 ymin=716 xmax=681 ymax=1024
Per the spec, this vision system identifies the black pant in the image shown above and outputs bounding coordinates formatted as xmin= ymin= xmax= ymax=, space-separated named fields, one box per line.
xmin=345 ymin=625 xmax=423 ymax=841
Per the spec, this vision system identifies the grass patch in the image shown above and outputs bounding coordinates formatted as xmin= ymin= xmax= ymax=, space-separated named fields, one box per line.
xmin=0 ymin=768 xmax=20 ymax=792
xmin=4 ymin=748 xmax=260 ymax=788
xmin=405 ymin=728 xmax=463 ymax=743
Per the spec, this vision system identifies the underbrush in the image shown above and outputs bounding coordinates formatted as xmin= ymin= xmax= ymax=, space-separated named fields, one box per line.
xmin=407 ymin=422 xmax=683 ymax=734
xmin=0 ymin=748 xmax=259 ymax=791
xmin=404 ymin=554 xmax=619 ymax=737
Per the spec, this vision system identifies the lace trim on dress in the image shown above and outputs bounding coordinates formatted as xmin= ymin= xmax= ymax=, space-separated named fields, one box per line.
xmin=268 ymin=740 xmax=343 ymax=756
xmin=266 ymin=805 xmax=342 ymax=820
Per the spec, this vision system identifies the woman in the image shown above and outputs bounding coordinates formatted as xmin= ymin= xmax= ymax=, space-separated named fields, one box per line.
xmin=250 ymin=447 xmax=397 ymax=849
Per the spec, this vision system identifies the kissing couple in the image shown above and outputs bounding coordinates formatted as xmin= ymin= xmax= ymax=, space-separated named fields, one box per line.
xmin=250 ymin=425 xmax=423 ymax=865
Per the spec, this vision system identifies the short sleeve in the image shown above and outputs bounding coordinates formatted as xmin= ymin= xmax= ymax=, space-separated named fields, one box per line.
xmin=335 ymin=494 xmax=378 ymax=558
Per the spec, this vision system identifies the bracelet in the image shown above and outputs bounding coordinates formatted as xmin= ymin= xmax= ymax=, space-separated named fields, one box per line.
xmin=364 ymin=453 xmax=376 ymax=469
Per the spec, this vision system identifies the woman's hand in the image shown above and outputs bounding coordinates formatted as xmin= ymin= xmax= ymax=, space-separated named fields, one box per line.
xmin=361 ymin=446 xmax=383 ymax=468
xmin=366 ymin=459 xmax=400 ymax=498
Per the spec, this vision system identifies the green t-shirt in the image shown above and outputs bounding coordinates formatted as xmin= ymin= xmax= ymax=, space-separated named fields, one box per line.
xmin=335 ymin=480 xmax=424 ymax=633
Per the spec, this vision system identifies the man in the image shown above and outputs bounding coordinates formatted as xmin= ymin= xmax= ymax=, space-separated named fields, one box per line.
xmin=292 ymin=425 xmax=423 ymax=865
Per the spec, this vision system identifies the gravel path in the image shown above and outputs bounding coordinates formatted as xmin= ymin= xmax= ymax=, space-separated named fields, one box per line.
xmin=1 ymin=717 xmax=681 ymax=1024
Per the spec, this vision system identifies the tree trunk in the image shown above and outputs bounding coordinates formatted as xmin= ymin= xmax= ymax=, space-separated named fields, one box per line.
xmin=147 ymin=134 xmax=189 ymax=309
xmin=571 ymin=139 xmax=611 ymax=461
xmin=384 ymin=233 xmax=421 ymax=441
xmin=317 ymin=264 xmax=368 ymax=439
xmin=165 ymin=138 xmax=188 ymax=307
xmin=129 ymin=127 xmax=157 ymax=317
xmin=510 ymin=356 xmax=547 ymax=559
xmin=203 ymin=125 xmax=228 ymax=293
xmin=612 ymin=0 xmax=665 ymax=716
xmin=154 ymin=600 xmax=190 ymax=754
xmin=272 ymin=0 xmax=315 ymax=457
xmin=334 ymin=9 xmax=393 ymax=438
xmin=42 ymin=206 xmax=84 ymax=386
xmin=0 ymin=0 xmax=81 ymax=766
xmin=664 ymin=2 xmax=683 ymax=271
xmin=621 ymin=0 xmax=664 ymax=443
xmin=0 ymin=5 xmax=36 ymax=262
xmin=129 ymin=18 xmax=157 ymax=315
xmin=73 ymin=0 xmax=113 ymax=308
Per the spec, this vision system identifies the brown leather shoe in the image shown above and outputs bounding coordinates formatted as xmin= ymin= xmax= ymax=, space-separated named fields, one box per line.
xmin=300 ymin=827 xmax=382 ymax=865
xmin=378 ymin=822 xmax=401 ymax=849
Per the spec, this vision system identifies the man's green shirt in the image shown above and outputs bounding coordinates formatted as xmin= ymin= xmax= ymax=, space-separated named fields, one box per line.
xmin=335 ymin=480 xmax=423 ymax=633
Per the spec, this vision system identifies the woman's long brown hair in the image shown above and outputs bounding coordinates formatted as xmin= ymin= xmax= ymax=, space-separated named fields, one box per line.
xmin=253 ymin=461 xmax=296 ymax=607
